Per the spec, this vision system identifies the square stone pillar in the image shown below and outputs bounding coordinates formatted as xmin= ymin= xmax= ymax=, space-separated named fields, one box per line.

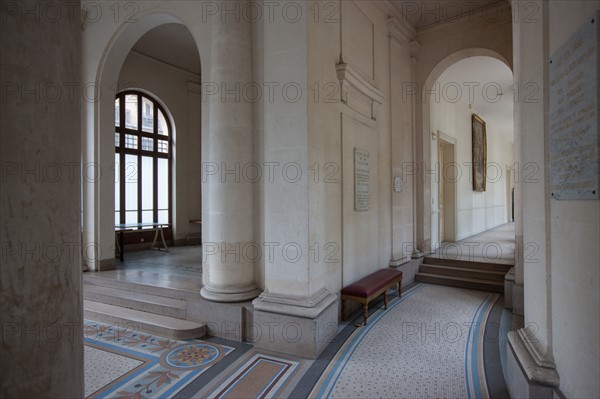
xmin=253 ymin=0 xmax=339 ymax=358
xmin=1 ymin=1 xmax=84 ymax=396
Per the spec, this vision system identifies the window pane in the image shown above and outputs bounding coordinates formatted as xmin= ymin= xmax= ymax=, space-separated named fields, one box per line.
xmin=125 ymin=134 xmax=138 ymax=149
xmin=115 ymin=132 xmax=120 ymax=147
xmin=115 ymin=211 xmax=120 ymax=225
xmin=158 ymin=140 xmax=168 ymax=154
xmin=157 ymin=158 xmax=168 ymax=210
xmin=141 ymin=156 xmax=153 ymax=210
xmin=142 ymin=210 xmax=153 ymax=224
xmin=142 ymin=97 xmax=154 ymax=133
xmin=125 ymin=154 xmax=138 ymax=213
xmin=125 ymin=210 xmax=137 ymax=224
xmin=141 ymin=137 xmax=154 ymax=151
xmin=115 ymin=99 xmax=120 ymax=127
xmin=157 ymin=110 xmax=168 ymax=136
xmin=158 ymin=210 xmax=169 ymax=224
xmin=125 ymin=95 xmax=138 ymax=130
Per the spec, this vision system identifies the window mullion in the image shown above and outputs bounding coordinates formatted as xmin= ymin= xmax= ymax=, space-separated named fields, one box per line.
xmin=119 ymin=95 xmax=126 ymax=225
xmin=137 ymin=94 xmax=143 ymax=226
xmin=153 ymin=101 xmax=158 ymax=224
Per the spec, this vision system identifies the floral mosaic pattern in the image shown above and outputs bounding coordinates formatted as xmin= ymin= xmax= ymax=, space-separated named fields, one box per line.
xmin=163 ymin=344 xmax=220 ymax=369
xmin=84 ymin=321 xmax=233 ymax=399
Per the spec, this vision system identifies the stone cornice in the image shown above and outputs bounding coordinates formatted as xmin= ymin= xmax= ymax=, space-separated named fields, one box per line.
xmin=336 ymin=60 xmax=385 ymax=121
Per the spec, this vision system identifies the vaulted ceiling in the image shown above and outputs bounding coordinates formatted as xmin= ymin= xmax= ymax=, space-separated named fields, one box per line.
xmin=131 ymin=23 xmax=200 ymax=75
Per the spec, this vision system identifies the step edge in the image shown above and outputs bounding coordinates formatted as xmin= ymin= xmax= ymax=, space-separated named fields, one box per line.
xmin=84 ymin=301 xmax=203 ymax=330
xmin=420 ymin=264 xmax=507 ymax=274
xmin=84 ymin=285 xmax=187 ymax=309
xmin=83 ymin=275 xmax=201 ymax=299
xmin=415 ymin=272 xmax=505 ymax=285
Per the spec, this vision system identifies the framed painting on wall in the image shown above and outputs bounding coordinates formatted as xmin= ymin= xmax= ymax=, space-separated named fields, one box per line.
xmin=472 ymin=114 xmax=487 ymax=192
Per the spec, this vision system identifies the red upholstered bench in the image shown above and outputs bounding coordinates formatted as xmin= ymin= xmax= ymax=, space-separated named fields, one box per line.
xmin=341 ymin=268 xmax=403 ymax=325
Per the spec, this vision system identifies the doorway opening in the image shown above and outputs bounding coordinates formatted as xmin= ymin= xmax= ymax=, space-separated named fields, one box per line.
xmin=438 ymin=133 xmax=457 ymax=243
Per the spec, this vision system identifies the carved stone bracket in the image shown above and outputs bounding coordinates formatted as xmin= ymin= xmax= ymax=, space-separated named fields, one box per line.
xmin=336 ymin=60 xmax=385 ymax=121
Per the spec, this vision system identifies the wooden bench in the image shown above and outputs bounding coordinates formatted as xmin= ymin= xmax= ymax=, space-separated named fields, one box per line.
xmin=341 ymin=268 xmax=403 ymax=325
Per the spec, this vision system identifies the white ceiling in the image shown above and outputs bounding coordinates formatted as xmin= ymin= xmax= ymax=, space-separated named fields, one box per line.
xmin=132 ymin=23 xmax=201 ymax=75
xmin=436 ymin=56 xmax=514 ymax=143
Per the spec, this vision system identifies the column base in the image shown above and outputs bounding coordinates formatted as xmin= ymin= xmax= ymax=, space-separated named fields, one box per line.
xmin=506 ymin=330 xmax=559 ymax=399
xmin=200 ymin=285 xmax=262 ymax=303
xmin=251 ymin=291 xmax=338 ymax=358
xmin=98 ymin=258 xmax=115 ymax=271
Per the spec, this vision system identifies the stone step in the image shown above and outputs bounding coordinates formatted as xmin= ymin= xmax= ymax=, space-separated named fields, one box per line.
xmin=84 ymin=284 xmax=187 ymax=319
xmin=84 ymin=300 xmax=205 ymax=340
xmin=419 ymin=264 xmax=506 ymax=281
xmin=423 ymin=256 xmax=513 ymax=272
xmin=415 ymin=272 xmax=504 ymax=293
xmin=83 ymin=273 xmax=201 ymax=301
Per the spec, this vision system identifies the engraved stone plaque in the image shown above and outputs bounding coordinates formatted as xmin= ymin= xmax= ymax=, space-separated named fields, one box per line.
xmin=394 ymin=176 xmax=403 ymax=193
xmin=354 ymin=148 xmax=370 ymax=211
xmin=549 ymin=15 xmax=599 ymax=200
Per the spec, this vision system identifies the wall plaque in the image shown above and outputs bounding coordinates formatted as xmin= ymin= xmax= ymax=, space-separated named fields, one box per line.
xmin=549 ymin=15 xmax=599 ymax=200
xmin=354 ymin=148 xmax=370 ymax=211
xmin=394 ymin=176 xmax=403 ymax=193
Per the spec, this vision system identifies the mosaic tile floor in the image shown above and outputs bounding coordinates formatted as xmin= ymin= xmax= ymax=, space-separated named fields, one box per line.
xmin=309 ymin=284 xmax=498 ymax=399
xmin=83 ymin=321 xmax=234 ymax=398
xmin=85 ymin=284 xmax=508 ymax=399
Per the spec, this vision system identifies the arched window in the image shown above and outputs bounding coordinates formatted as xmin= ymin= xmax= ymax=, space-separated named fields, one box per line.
xmin=114 ymin=91 xmax=172 ymax=229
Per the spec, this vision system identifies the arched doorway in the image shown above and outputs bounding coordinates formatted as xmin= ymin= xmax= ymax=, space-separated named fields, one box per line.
xmin=416 ymin=48 xmax=513 ymax=253
xmin=429 ymin=55 xmax=514 ymax=249
xmin=82 ymin=10 xmax=207 ymax=271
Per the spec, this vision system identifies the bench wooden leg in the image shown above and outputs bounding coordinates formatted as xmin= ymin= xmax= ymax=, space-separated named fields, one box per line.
xmin=398 ymin=281 xmax=402 ymax=297
xmin=383 ymin=290 xmax=388 ymax=309
xmin=363 ymin=303 xmax=369 ymax=325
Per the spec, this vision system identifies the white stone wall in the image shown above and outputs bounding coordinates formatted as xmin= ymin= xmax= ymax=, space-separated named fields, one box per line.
xmin=547 ymin=2 xmax=599 ymax=397
xmin=306 ymin=1 xmax=416 ymax=295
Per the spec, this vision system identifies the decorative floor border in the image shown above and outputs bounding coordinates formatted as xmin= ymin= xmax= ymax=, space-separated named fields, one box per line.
xmin=204 ymin=353 xmax=301 ymax=399
xmin=84 ymin=321 xmax=234 ymax=398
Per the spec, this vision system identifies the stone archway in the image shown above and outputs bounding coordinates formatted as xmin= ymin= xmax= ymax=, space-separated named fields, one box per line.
xmin=82 ymin=10 xmax=206 ymax=271
xmin=416 ymin=47 xmax=513 ymax=254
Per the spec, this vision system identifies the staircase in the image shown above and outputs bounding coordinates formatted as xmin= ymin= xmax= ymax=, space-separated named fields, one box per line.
xmin=415 ymin=256 xmax=512 ymax=293
xmin=83 ymin=272 xmax=206 ymax=340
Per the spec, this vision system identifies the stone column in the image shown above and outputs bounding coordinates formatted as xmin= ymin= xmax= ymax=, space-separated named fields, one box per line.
xmin=0 ymin=1 xmax=83 ymax=396
xmin=201 ymin=2 xmax=261 ymax=302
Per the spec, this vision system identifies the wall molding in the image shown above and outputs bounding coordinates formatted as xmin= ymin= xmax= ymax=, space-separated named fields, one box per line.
xmin=336 ymin=60 xmax=384 ymax=121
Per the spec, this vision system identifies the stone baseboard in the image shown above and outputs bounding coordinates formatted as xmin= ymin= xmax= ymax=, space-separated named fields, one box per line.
xmin=506 ymin=330 xmax=559 ymax=399
xmin=252 ymin=294 xmax=338 ymax=358
xmin=98 ymin=258 xmax=115 ymax=271
xmin=186 ymin=299 xmax=253 ymax=342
